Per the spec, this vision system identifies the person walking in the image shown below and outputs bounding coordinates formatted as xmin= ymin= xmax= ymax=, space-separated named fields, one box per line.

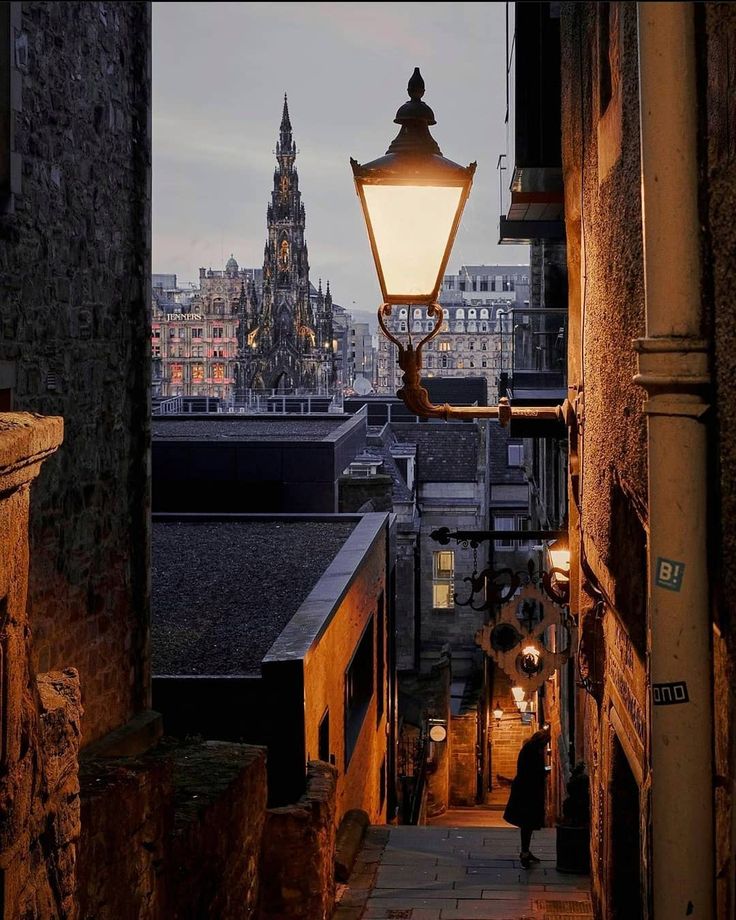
xmin=503 ymin=725 xmax=551 ymax=868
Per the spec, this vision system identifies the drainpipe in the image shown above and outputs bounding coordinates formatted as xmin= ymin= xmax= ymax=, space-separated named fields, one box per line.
xmin=634 ymin=4 xmax=714 ymax=918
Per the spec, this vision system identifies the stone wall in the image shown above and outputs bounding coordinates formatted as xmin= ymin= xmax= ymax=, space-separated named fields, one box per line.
xmin=77 ymin=740 xmax=267 ymax=920
xmin=489 ymin=671 xmax=535 ymax=787
xmin=449 ymin=710 xmax=477 ymax=807
xmin=702 ymin=5 xmax=736 ymax=917
xmin=0 ymin=413 xmax=82 ymax=920
xmin=259 ymin=761 xmax=337 ymax=920
xmin=0 ymin=1 xmax=152 ymax=745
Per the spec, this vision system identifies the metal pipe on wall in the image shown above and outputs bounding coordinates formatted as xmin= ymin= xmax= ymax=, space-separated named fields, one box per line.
xmin=635 ymin=3 xmax=714 ymax=917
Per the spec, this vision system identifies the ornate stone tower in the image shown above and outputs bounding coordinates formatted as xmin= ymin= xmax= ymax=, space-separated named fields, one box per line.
xmin=240 ymin=96 xmax=334 ymax=393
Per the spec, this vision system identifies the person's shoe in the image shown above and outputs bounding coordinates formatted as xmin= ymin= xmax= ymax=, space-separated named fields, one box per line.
xmin=520 ymin=852 xmax=532 ymax=869
xmin=527 ymin=852 xmax=541 ymax=863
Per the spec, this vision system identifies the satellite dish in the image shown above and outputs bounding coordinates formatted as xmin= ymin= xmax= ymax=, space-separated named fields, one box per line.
xmin=352 ymin=375 xmax=373 ymax=396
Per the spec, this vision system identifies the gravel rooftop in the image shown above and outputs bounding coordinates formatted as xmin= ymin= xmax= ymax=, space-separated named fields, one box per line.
xmin=152 ymin=418 xmax=348 ymax=440
xmin=152 ymin=520 xmax=356 ymax=675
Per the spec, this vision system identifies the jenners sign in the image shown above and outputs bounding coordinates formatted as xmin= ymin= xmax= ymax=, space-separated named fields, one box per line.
xmin=167 ymin=313 xmax=203 ymax=321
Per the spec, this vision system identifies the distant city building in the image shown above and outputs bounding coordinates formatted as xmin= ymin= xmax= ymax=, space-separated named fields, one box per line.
xmin=376 ymin=263 xmax=530 ymax=396
xmin=151 ymin=97 xmax=337 ymax=402
xmin=347 ymin=321 xmax=375 ymax=393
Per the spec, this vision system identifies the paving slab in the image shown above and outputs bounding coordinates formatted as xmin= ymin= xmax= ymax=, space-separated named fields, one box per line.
xmin=336 ymin=823 xmax=592 ymax=920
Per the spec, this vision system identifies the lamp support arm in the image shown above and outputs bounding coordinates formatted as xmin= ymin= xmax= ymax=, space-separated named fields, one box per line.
xmin=379 ymin=302 xmax=573 ymax=426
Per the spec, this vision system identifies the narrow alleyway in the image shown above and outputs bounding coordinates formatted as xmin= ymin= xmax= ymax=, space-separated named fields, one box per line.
xmin=335 ymin=818 xmax=592 ymax=920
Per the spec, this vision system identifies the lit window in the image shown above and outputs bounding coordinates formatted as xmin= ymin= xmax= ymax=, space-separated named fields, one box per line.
xmin=171 ymin=364 xmax=183 ymax=382
xmin=433 ymin=550 xmax=454 ymax=609
xmin=213 ymin=364 xmax=225 ymax=381
xmin=508 ymin=444 xmax=524 ymax=467
xmin=192 ymin=363 xmax=204 ymax=382
xmin=439 ymin=341 xmax=451 ymax=352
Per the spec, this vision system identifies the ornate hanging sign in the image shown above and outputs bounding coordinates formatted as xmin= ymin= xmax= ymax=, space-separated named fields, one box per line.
xmin=475 ymin=583 xmax=574 ymax=693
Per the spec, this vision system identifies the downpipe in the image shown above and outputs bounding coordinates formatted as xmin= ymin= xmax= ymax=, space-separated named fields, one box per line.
xmin=635 ymin=4 xmax=714 ymax=918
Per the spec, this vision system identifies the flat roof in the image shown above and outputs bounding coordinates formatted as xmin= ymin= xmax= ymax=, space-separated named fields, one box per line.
xmin=152 ymin=415 xmax=355 ymax=442
xmin=152 ymin=518 xmax=357 ymax=676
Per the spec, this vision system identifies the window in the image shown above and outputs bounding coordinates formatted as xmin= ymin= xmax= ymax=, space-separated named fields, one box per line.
xmin=507 ymin=443 xmax=524 ymax=467
xmin=456 ymin=308 xmax=465 ymax=319
xmin=318 ymin=709 xmax=330 ymax=763
xmin=213 ymin=363 xmax=225 ymax=381
xmin=494 ymin=516 xmax=515 ymax=550
xmin=171 ymin=364 xmax=183 ymax=382
xmin=433 ymin=550 xmax=454 ymax=608
xmin=399 ymin=308 xmax=408 ymax=317
xmin=413 ymin=308 xmax=422 ymax=319
xmin=481 ymin=341 xmax=487 ymax=351
xmin=441 ymin=355 xmax=448 ymax=368
xmin=480 ymin=280 xmax=488 ymax=292
xmin=469 ymin=341 xmax=475 ymax=350
xmin=169 ymin=328 xmax=176 ymax=339
xmin=376 ymin=593 xmax=385 ymax=723
xmin=192 ymin=328 xmax=203 ymax=338
xmin=345 ymin=617 xmax=374 ymax=767
xmin=468 ymin=308 xmax=477 ymax=318
xmin=179 ymin=328 xmax=185 ymax=339
xmin=494 ymin=514 xmax=530 ymax=550
xmin=192 ymin=363 xmax=204 ymax=382
xmin=213 ymin=327 xmax=224 ymax=338
xmin=480 ymin=309 xmax=489 ymax=319
xmin=457 ymin=358 xmax=464 ymax=369
xmin=438 ymin=341 xmax=451 ymax=352
xmin=153 ymin=329 xmax=161 ymax=339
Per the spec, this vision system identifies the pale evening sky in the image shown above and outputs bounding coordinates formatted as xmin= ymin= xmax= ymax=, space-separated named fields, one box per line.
xmin=152 ymin=2 xmax=529 ymax=328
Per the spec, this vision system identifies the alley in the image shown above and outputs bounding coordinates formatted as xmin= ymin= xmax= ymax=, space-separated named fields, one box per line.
xmin=336 ymin=821 xmax=592 ymax=920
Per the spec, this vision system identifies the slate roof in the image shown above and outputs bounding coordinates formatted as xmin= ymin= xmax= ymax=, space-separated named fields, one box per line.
xmin=152 ymin=417 xmax=349 ymax=441
xmin=364 ymin=426 xmax=415 ymax=503
xmin=488 ymin=421 xmax=527 ymax=484
xmin=151 ymin=520 xmax=356 ymax=676
xmin=391 ymin=423 xmax=479 ymax=483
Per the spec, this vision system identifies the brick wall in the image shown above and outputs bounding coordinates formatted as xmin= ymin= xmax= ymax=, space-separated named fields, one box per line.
xmin=489 ymin=672 xmax=535 ymax=787
xmin=0 ymin=1 xmax=152 ymax=745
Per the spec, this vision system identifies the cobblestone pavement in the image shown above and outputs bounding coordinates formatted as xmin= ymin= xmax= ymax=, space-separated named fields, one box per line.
xmin=334 ymin=825 xmax=593 ymax=920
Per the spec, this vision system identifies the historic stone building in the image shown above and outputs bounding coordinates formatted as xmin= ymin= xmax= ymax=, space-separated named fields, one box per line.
xmin=152 ymin=259 xmax=260 ymax=400
xmin=376 ymin=264 xmax=531 ymax=398
xmin=238 ymin=97 xmax=334 ymax=394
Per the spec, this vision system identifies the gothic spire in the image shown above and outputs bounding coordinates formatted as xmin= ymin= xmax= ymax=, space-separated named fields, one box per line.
xmin=277 ymin=93 xmax=295 ymax=160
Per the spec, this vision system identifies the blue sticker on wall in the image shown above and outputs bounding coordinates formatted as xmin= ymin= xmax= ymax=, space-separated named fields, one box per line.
xmin=655 ymin=557 xmax=685 ymax=592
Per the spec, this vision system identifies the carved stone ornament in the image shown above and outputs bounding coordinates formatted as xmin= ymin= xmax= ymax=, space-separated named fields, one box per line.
xmin=475 ymin=584 xmax=574 ymax=693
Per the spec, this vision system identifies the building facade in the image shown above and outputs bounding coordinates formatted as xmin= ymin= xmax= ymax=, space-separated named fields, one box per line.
xmin=376 ymin=263 xmax=531 ymax=397
xmin=152 ymin=260 xmax=259 ymax=400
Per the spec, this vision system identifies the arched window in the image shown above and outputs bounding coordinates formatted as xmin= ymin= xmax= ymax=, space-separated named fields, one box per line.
xmin=480 ymin=308 xmax=489 ymax=319
xmin=468 ymin=308 xmax=477 ymax=318
xmin=480 ymin=322 xmax=488 ymax=332
xmin=413 ymin=308 xmax=422 ymax=319
xmin=442 ymin=355 xmax=448 ymax=368
xmin=469 ymin=341 xmax=475 ymax=350
xmin=456 ymin=308 xmax=465 ymax=319
xmin=399 ymin=308 xmax=408 ymax=317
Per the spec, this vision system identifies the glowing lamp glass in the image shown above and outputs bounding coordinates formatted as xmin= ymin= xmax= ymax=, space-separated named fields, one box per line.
xmin=493 ymin=701 xmax=504 ymax=722
xmin=359 ymin=183 xmax=464 ymax=301
xmin=511 ymin=686 xmax=525 ymax=704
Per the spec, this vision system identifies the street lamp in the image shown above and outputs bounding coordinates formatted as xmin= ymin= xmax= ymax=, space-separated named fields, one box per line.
xmin=351 ymin=68 xmax=475 ymax=307
xmin=351 ymin=69 xmax=570 ymax=429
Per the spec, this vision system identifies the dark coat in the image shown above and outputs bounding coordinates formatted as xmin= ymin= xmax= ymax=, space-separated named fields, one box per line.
xmin=503 ymin=733 xmax=548 ymax=829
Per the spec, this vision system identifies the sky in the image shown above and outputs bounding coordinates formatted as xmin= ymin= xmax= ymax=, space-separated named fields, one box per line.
xmin=152 ymin=2 xmax=529 ymax=329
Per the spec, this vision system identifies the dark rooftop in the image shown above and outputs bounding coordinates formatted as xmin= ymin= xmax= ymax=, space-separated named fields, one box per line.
xmin=152 ymin=416 xmax=352 ymax=441
xmin=392 ymin=423 xmax=479 ymax=483
xmin=152 ymin=519 xmax=356 ymax=675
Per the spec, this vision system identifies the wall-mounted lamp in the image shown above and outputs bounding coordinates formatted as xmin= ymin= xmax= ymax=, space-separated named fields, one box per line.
xmin=519 ymin=644 xmax=543 ymax=677
xmin=545 ymin=535 xmax=571 ymax=587
xmin=351 ymin=68 xmax=571 ymax=429
xmin=493 ymin=701 xmax=504 ymax=723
